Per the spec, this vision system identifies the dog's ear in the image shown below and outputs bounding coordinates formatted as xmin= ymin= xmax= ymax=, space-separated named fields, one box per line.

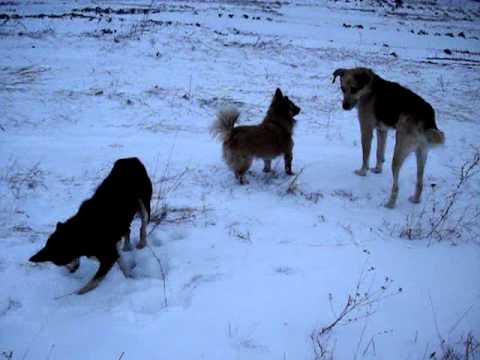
xmin=56 ymin=221 xmax=63 ymax=230
xmin=355 ymin=71 xmax=372 ymax=89
xmin=274 ymin=88 xmax=284 ymax=100
xmin=332 ymin=68 xmax=346 ymax=84
xmin=29 ymin=247 xmax=51 ymax=263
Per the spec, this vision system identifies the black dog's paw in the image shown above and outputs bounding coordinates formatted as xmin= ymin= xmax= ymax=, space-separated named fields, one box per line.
xmin=66 ymin=259 xmax=80 ymax=273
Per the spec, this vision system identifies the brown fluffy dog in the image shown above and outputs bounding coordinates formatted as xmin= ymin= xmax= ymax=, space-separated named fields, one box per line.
xmin=332 ymin=67 xmax=445 ymax=208
xmin=211 ymin=88 xmax=301 ymax=184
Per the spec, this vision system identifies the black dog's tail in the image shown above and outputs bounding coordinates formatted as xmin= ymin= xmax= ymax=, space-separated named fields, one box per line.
xmin=210 ymin=108 xmax=240 ymax=142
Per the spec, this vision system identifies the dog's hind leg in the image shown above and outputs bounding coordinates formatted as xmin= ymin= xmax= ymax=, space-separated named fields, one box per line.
xmin=234 ymin=157 xmax=252 ymax=185
xmin=136 ymin=199 xmax=149 ymax=249
xmin=66 ymin=258 xmax=80 ymax=273
xmin=372 ymin=128 xmax=387 ymax=174
xmin=123 ymin=228 xmax=132 ymax=251
xmin=236 ymin=170 xmax=248 ymax=185
xmin=77 ymin=253 xmax=117 ymax=295
xmin=263 ymin=159 xmax=272 ymax=173
xmin=409 ymin=146 xmax=428 ymax=204
xmin=355 ymin=123 xmax=373 ymax=176
xmin=385 ymin=129 xmax=412 ymax=209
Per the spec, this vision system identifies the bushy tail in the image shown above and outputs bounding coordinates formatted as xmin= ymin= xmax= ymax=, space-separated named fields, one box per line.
xmin=210 ymin=108 xmax=240 ymax=142
xmin=425 ymin=128 xmax=445 ymax=146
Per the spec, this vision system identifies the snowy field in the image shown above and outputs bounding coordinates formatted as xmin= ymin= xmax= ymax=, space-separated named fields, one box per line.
xmin=1 ymin=0 xmax=480 ymax=359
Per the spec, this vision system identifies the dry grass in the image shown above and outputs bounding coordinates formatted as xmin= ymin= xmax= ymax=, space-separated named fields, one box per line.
xmin=0 ymin=65 xmax=49 ymax=92
xmin=0 ymin=160 xmax=46 ymax=199
xmin=428 ymin=333 xmax=480 ymax=360
xmin=0 ymin=351 xmax=13 ymax=360
xmin=311 ymin=268 xmax=402 ymax=359
xmin=399 ymin=147 xmax=480 ymax=245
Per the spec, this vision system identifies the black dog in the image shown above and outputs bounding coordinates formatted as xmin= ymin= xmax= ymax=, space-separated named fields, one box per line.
xmin=30 ymin=157 xmax=153 ymax=294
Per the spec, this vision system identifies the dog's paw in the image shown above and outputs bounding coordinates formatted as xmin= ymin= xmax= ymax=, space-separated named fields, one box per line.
xmin=67 ymin=264 xmax=79 ymax=273
xmin=354 ymin=168 xmax=368 ymax=176
xmin=65 ymin=259 xmax=80 ymax=273
xmin=286 ymin=170 xmax=295 ymax=176
xmin=408 ymin=196 xmax=421 ymax=204
xmin=371 ymin=166 xmax=382 ymax=174
xmin=123 ymin=270 xmax=135 ymax=279
xmin=136 ymin=243 xmax=146 ymax=250
xmin=384 ymin=201 xmax=396 ymax=209
xmin=263 ymin=168 xmax=271 ymax=173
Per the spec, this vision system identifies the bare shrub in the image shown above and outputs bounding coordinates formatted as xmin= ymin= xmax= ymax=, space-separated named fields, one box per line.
xmin=113 ymin=2 xmax=159 ymax=42
xmin=0 ymin=351 xmax=13 ymax=360
xmin=399 ymin=147 xmax=480 ymax=245
xmin=311 ymin=269 xmax=402 ymax=359
xmin=429 ymin=332 xmax=480 ymax=360
xmin=331 ymin=189 xmax=359 ymax=202
xmin=227 ymin=222 xmax=252 ymax=244
xmin=283 ymin=168 xmax=323 ymax=204
xmin=145 ymin=243 xmax=169 ymax=308
xmin=0 ymin=297 xmax=21 ymax=317
xmin=148 ymin=167 xmax=189 ymax=235
xmin=285 ymin=168 xmax=305 ymax=195
xmin=0 ymin=160 xmax=46 ymax=199
xmin=145 ymin=159 xmax=189 ymax=308
xmin=0 ymin=65 xmax=49 ymax=92
xmin=17 ymin=27 xmax=54 ymax=39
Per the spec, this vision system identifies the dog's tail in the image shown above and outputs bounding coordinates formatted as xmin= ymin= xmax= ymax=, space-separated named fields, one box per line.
xmin=210 ymin=108 xmax=240 ymax=142
xmin=425 ymin=128 xmax=445 ymax=146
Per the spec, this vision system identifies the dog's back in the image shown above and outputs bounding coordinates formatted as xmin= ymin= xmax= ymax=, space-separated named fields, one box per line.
xmin=72 ymin=158 xmax=152 ymax=251
xmin=88 ymin=157 xmax=151 ymax=225
xmin=29 ymin=157 xmax=153 ymax=293
xmin=226 ymin=123 xmax=290 ymax=158
xmin=222 ymin=92 xmax=299 ymax=158
xmin=94 ymin=157 xmax=152 ymax=216
xmin=373 ymin=75 xmax=438 ymax=131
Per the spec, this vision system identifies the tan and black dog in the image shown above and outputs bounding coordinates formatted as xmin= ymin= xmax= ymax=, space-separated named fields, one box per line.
xmin=332 ymin=67 xmax=445 ymax=208
xmin=211 ymin=88 xmax=301 ymax=184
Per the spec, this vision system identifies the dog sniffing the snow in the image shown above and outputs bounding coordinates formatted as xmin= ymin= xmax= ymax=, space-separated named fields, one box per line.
xmin=332 ymin=67 xmax=445 ymax=208
xmin=211 ymin=88 xmax=301 ymax=184
xmin=29 ymin=157 xmax=152 ymax=294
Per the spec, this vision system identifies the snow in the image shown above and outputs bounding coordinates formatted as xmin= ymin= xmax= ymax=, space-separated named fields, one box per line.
xmin=1 ymin=0 xmax=479 ymax=359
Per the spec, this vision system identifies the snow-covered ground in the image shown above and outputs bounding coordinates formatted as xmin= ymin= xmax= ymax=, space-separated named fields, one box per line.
xmin=1 ymin=0 xmax=479 ymax=359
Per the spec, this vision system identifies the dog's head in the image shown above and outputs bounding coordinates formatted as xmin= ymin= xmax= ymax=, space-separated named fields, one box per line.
xmin=270 ymin=88 xmax=301 ymax=119
xmin=332 ymin=68 xmax=374 ymax=111
xmin=29 ymin=222 xmax=77 ymax=266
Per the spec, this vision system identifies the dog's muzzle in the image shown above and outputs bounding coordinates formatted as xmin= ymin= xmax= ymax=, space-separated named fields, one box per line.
xmin=342 ymin=101 xmax=355 ymax=111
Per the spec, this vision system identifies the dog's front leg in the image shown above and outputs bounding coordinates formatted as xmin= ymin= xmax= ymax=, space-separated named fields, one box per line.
xmin=122 ymin=228 xmax=132 ymax=251
xmin=355 ymin=124 xmax=373 ymax=176
xmin=263 ymin=159 xmax=272 ymax=173
xmin=284 ymin=152 xmax=294 ymax=175
xmin=65 ymin=258 xmax=80 ymax=273
xmin=372 ymin=128 xmax=387 ymax=174
xmin=77 ymin=254 xmax=117 ymax=295
xmin=117 ymin=254 xmax=133 ymax=278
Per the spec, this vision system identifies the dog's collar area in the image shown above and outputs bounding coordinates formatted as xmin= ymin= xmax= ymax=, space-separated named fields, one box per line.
xmin=273 ymin=118 xmax=296 ymax=134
